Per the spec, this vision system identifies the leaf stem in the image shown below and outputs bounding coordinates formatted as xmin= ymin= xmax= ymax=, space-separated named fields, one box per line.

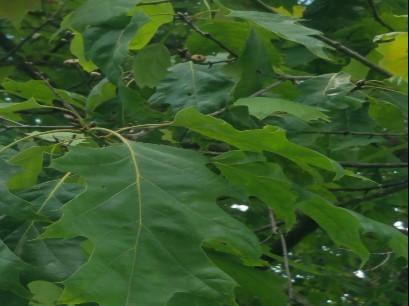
xmin=0 ymin=129 xmax=81 ymax=154
xmin=268 ymin=208 xmax=295 ymax=304
xmin=14 ymin=172 xmax=72 ymax=255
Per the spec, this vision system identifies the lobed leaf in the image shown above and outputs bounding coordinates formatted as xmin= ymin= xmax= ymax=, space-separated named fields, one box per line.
xmin=229 ymin=11 xmax=332 ymax=60
xmin=174 ymin=107 xmax=344 ymax=179
xmin=150 ymin=62 xmax=235 ymax=113
xmin=42 ymin=143 xmax=261 ymax=306
xmin=235 ymin=97 xmax=330 ymax=122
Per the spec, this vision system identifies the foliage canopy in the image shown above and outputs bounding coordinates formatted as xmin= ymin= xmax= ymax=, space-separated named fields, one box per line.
xmin=0 ymin=0 xmax=408 ymax=305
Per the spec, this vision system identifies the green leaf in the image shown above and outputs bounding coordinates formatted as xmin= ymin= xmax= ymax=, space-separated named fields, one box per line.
xmin=2 ymin=80 xmax=86 ymax=109
xmin=229 ymin=11 xmax=332 ymax=60
xmin=0 ymin=240 xmax=32 ymax=298
xmin=82 ymin=13 xmax=150 ymax=82
xmin=13 ymin=181 xmax=86 ymax=283
xmin=0 ymin=0 xmax=41 ymax=27
xmin=174 ymin=107 xmax=344 ymax=179
xmin=214 ymin=161 xmax=298 ymax=227
xmin=349 ymin=212 xmax=408 ymax=261
xmin=297 ymin=72 xmax=357 ymax=109
xmin=0 ymin=98 xmax=47 ymax=121
xmin=149 ymin=62 xmax=235 ymax=113
xmin=28 ymin=281 xmax=63 ymax=306
xmin=117 ymin=82 xmax=164 ymax=123
xmin=67 ymin=0 xmax=140 ymax=31
xmin=187 ymin=21 xmax=250 ymax=56
xmin=369 ymin=98 xmax=406 ymax=132
xmin=235 ymin=97 xmax=330 ymax=122
xmin=209 ymin=252 xmax=288 ymax=306
xmin=8 ymin=146 xmax=52 ymax=190
xmin=231 ymin=29 xmax=274 ymax=98
xmin=128 ymin=1 xmax=174 ymax=50
xmin=298 ymin=195 xmax=370 ymax=263
xmin=86 ymin=78 xmax=117 ymax=113
xmin=70 ymin=32 xmax=99 ymax=73
xmin=0 ymin=158 xmax=44 ymax=221
xmin=42 ymin=143 xmax=261 ymax=306
xmin=133 ymin=43 xmax=171 ymax=88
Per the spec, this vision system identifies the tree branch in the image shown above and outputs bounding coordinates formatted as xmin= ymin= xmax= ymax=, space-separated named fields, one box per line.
xmin=0 ymin=21 xmax=53 ymax=63
xmin=177 ymin=12 xmax=239 ymax=58
xmin=1 ymin=124 xmax=76 ymax=130
xmin=31 ymin=67 xmax=87 ymax=129
xmin=328 ymin=180 xmax=408 ymax=192
xmin=300 ymin=130 xmax=408 ymax=137
xmin=340 ymin=162 xmax=409 ymax=169
xmin=337 ymin=184 xmax=408 ymax=207
xmin=137 ymin=0 xmax=173 ymax=5
xmin=367 ymin=0 xmax=394 ymax=32
xmin=315 ymin=35 xmax=394 ymax=77
xmin=251 ymin=0 xmax=395 ymax=78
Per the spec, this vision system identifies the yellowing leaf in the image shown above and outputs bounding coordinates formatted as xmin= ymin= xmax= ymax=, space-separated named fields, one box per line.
xmin=70 ymin=32 xmax=98 ymax=73
xmin=376 ymin=32 xmax=408 ymax=80
xmin=129 ymin=2 xmax=174 ymax=50
xmin=0 ymin=0 xmax=41 ymax=27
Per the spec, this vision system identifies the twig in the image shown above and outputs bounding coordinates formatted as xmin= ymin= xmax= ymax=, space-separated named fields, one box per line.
xmin=268 ymin=208 xmax=295 ymax=303
xmin=177 ymin=12 xmax=239 ymax=58
xmin=328 ymin=180 xmax=408 ymax=192
xmin=0 ymin=22 xmax=53 ymax=63
xmin=367 ymin=0 xmax=394 ymax=32
xmin=315 ymin=35 xmax=394 ymax=77
xmin=252 ymin=0 xmax=395 ymax=78
xmin=299 ymin=130 xmax=408 ymax=137
xmin=340 ymin=162 xmax=409 ymax=169
xmin=0 ymin=2 xmax=66 ymax=63
xmin=32 ymin=68 xmax=87 ymax=128
xmin=2 ymin=125 xmax=76 ymax=130
xmin=251 ymin=0 xmax=280 ymax=14
xmin=137 ymin=0 xmax=173 ymax=5
xmin=338 ymin=184 xmax=408 ymax=207
xmin=251 ymin=80 xmax=286 ymax=97
xmin=364 ymin=252 xmax=393 ymax=272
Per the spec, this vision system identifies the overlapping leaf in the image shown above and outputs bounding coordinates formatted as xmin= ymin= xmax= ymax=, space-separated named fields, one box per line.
xmin=150 ymin=62 xmax=235 ymax=113
xmin=67 ymin=0 xmax=140 ymax=31
xmin=298 ymin=194 xmax=370 ymax=263
xmin=133 ymin=43 xmax=171 ymax=88
xmin=297 ymin=72 xmax=358 ymax=109
xmin=174 ymin=107 xmax=344 ymax=179
xmin=0 ymin=158 xmax=43 ymax=221
xmin=42 ymin=143 xmax=261 ymax=306
xmin=82 ymin=13 xmax=150 ymax=82
xmin=0 ymin=240 xmax=32 ymax=298
xmin=235 ymin=97 xmax=330 ymax=122
xmin=229 ymin=11 xmax=332 ymax=60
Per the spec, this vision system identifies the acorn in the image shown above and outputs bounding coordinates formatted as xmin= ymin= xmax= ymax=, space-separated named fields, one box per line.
xmin=191 ymin=54 xmax=207 ymax=63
